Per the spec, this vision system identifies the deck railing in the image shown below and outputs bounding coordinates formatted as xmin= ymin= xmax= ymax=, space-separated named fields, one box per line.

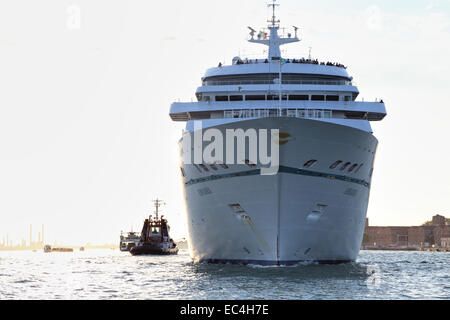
xmin=203 ymin=79 xmax=353 ymax=86
xmin=223 ymin=109 xmax=333 ymax=119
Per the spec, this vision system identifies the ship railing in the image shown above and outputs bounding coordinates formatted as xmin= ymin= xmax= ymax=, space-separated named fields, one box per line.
xmin=223 ymin=109 xmax=333 ymax=119
xmin=203 ymin=79 xmax=354 ymax=86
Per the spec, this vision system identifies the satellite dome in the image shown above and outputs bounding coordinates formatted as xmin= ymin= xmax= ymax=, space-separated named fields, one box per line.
xmin=232 ymin=56 xmax=241 ymax=65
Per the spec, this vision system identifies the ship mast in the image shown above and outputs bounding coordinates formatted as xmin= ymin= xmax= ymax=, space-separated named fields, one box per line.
xmin=248 ymin=0 xmax=300 ymax=60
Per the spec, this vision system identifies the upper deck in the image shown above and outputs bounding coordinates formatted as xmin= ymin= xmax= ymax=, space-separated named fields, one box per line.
xmin=169 ymin=1 xmax=386 ymax=133
xmin=203 ymin=59 xmax=352 ymax=82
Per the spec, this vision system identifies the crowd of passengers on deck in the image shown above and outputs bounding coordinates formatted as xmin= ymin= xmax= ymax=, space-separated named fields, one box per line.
xmin=218 ymin=58 xmax=347 ymax=69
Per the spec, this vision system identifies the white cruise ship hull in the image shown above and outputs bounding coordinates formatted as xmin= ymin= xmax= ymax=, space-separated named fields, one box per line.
xmin=180 ymin=117 xmax=378 ymax=264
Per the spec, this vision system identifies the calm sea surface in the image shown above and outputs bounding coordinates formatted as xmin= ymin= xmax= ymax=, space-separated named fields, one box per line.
xmin=0 ymin=249 xmax=448 ymax=300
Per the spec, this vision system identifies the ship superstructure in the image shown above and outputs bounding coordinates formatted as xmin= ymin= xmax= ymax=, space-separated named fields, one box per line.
xmin=169 ymin=1 xmax=386 ymax=264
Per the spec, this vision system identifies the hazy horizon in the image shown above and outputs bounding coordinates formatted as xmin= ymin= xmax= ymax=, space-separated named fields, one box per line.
xmin=1 ymin=0 xmax=449 ymax=246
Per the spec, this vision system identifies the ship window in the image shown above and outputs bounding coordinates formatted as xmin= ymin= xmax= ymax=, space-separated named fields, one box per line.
xmin=303 ymin=160 xmax=317 ymax=168
xmin=340 ymin=162 xmax=351 ymax=171
xmin=193 ymin=164 xmax=202 ymax=173
xmin=326 ymin=95 xmax=339 ymax=101
xmin=311 ymin=95 xmax=325 ymax=101
xmin=348 ymin=164 xmax=358 ymax=172
xmin=267 ymin=95 xmax=279 ymax=101
xmin=151 ymin=227 xmax=160 ymax=234
xmin=269 ymin=109 xmax=278 ymax=116
xmin=215 ymin=96 xmax=229 ymax=101
xmin=330 ymin=160 xmax=342 ymax=169
xmin=289 ymin=95 xmax=309 ymax=100
xmin=199 ymin=164 xmax=209 ymax=172
xmin=180 ymin=167 xmax=185 ymax=177
xmin=245 ymin=95 xmax=266 ymax=101
xmin=230 ymin=95 xmax=243 ymax=101
xmin=344 ymin=96 xmax=352 ymax=101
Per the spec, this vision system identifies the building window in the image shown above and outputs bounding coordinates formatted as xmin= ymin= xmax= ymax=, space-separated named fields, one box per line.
xmin=330 ymin=160 xmax=342 ymax=169
xmin=230 ymin=95 xmax=243 ymax=101
xmin=326 ymin=95 xmax=339 ymax=101
xmin=340 ymin=162 xmax=351 ymax=171
xmin=215 ymin=96 xmax=228 ymax=102
xmin=303 ymin=160 xmax=317 ymax=168
xmin=311 ymin=95 xmax=325 ymax=101
xmin=289 ymin=95 xmax=309 ymax=100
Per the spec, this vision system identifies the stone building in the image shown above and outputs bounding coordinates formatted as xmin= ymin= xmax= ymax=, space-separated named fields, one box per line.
xmin=363 ymin=214 xmax=450 ymax=248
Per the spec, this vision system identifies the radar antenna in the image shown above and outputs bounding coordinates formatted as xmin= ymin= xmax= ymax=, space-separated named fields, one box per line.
xmin=248 ymin=26 xmax=256 ymax=39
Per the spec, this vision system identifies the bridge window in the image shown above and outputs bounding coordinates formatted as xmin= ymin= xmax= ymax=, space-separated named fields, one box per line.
xmin=289 ymin=95 xmax=309 ymax=100
xmin=245 ymin=95 xmax=266 ymax=101
xmin=215 ymin=96 xmax=229 ymax=102
xmin=326 ymin=95 xmax=339 ymax=101
xmin=311 ymin=95 xmax=325 ymax=101
xmin=267 ymin=95 xmax=287 ymax=101
xmin=230 ymin=95 xmax=243 ymax=101
xmin=303 ymin=160 xmax=317 ymax=168
xmin=330 ymin=160 xmax=342 ymax=169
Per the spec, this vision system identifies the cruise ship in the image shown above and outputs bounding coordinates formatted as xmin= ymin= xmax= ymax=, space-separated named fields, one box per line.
xmin=169 ymin=2 xmax=386 ymax=265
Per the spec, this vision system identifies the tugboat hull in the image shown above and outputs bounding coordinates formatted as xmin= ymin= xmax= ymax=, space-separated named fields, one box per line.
xmin=130 ymin=244 xmax=179 ymax=256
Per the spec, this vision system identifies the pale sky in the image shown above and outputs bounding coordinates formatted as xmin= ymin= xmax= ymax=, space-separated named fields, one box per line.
xmin=0 ymin=0 xmax=449 ymax=245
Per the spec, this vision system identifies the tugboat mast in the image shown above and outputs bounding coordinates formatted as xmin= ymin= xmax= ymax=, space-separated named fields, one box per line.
xmin=152 ymin=198 xmax=165 ymax=220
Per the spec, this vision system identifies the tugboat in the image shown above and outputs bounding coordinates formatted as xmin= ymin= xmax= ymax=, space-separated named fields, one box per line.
xmin=130 ymin=199 xmax=178 ymax=256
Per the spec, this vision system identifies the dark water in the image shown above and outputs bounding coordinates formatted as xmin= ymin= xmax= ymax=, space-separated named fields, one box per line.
xmin=0 ymin=249 xmax=448 ymax=299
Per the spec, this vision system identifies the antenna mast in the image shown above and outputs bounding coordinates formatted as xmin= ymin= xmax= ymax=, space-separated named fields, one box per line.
xmin=152 ymin=198 xmax=165 ymax=220
xmin=268 ymin=0 xmax=280 ymax=27
xmin=248 ymin=0 xmax=300 ymax=60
